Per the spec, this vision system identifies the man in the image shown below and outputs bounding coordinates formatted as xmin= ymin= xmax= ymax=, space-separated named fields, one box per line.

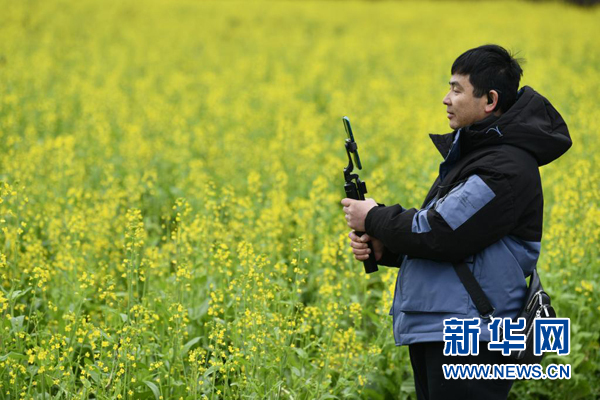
xmin=341 ymin=44 xmax=571 ymax=399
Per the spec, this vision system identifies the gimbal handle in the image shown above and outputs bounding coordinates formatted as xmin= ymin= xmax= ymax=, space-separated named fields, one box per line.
xmin=343 ymin=138 xmax=378 ymax=274
xmin=344 ymin=178 xmax=379 ymax=274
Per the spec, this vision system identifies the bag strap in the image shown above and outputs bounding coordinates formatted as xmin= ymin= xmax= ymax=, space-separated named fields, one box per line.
xmin=452 ymin=261 xmax=496 ymax=320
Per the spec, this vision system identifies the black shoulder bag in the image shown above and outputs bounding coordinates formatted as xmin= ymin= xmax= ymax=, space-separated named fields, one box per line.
xmin=452 ymin=261 xmax=556 ymax=364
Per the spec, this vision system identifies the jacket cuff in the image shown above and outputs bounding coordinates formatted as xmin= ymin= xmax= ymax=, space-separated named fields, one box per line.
xmin=378 ymin=247 xmax=402 ymax=267
xmin=365 ymin=204 xmax=405 ymax=237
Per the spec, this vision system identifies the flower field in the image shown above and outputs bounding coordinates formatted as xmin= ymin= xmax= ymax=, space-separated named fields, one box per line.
xmin=0 ymin=0 xmax=599 ymax=399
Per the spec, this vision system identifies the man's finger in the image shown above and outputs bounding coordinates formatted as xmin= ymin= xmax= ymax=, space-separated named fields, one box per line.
xmin=353 ymin=241 xmax=368 ymax=249
xmin=340 ymin=198 xmax=355 ymax=207
xmin=353 ymin=247 xmax=370 ymax=255
xmin=350 ymin=241 xmax=368 ymax=249
xmin=349 ymin=231 xmax=364 ymax=241
xmin=360 ymin=234 xmax=370 ymax=242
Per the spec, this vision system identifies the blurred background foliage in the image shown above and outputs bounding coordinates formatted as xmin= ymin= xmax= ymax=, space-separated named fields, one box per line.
xmin=0 ymin=0 xmax=598 ymax=399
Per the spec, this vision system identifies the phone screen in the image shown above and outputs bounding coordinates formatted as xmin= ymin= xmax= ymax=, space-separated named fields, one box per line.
xmin=343 ymin=116 xmax=362 ymax=169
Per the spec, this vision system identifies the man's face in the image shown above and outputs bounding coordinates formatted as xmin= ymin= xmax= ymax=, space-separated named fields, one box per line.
xmin=443 ymin=74 xmax=489 ymax=130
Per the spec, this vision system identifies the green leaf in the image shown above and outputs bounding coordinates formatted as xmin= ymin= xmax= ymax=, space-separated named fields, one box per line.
xmin=81 ymin=376 xmax=91 ymax=389
xmin=9 ymin=287 xmax=31 ymax=301
xmin=87 ymin=368 xmax=101 ymax=383
xmin=11 ymin=315 xmax=25 ymax=332
xmin=318 ymin=394 xmax=338 ymax=400
xmin=203 ymin=364 xmax=220 ymax=377
xmin=181 ymin=336 xmax=201 ymax=356
xmin=143 ymin=380 xmax=161 ymax=400
xmin=400 ymin=379 xmax=415 ymax=394
xmin=0 ymin=352 xmax=27 ymax=362
xmin=188 ymin=300 xmax=209 ymax=320
xmin=10 ymin=352 xmax=28 ymax=361
xmin=291 ymin=347 xmax=308 ymax=359
xmin=360 ymin=388 xmax=385 ymax=400
xmin=120 ymin=313 xmax=128 ymax=323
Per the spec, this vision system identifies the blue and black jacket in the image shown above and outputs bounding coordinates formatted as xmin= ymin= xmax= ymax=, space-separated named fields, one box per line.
xmin=365 ymin=86 xmax=572 ymax=345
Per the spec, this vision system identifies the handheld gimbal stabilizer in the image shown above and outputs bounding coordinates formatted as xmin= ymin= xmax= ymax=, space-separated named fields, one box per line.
xmin=342 ymin=116 xmax=378 ymax=274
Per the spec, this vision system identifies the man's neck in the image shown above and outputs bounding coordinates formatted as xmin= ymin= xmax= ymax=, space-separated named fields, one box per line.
xmin=470 ymin=112 xmax=502 ymax=131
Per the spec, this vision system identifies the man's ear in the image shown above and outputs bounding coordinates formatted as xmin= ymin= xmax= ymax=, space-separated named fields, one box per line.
xmin=485 ymin=90 xmax=499 ymax=113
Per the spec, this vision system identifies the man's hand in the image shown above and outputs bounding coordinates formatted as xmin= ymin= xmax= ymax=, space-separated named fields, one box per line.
xmin=340 ymin=198 xmax=378 ymax=232
xmin=349 ymin=231 xmax=384 ymax=261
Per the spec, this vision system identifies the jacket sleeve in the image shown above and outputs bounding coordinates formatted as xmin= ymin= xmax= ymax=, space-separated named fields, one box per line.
xmin=377 ymin=247 xmax=403 ymax=268
xmin=370 ymin=202 xmax=403 ymax=268
xmin=364 ymin=167 xmax=516 ymax=263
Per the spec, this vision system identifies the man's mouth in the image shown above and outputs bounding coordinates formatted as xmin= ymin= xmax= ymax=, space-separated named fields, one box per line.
xmin=447 ymin=112 xmax=454 ymax=119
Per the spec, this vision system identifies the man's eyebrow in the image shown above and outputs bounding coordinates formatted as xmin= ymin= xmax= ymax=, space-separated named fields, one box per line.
xmin=449 ymin=81 xmax=463 ymax=89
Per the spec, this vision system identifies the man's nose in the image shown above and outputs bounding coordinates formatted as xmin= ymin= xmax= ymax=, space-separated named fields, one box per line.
xmin=443 ymin=92 xmax=451 ymax=106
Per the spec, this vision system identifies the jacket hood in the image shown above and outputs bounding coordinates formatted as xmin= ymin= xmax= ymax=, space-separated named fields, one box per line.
xmin=430 ymin=86 xmax=572 ymax=166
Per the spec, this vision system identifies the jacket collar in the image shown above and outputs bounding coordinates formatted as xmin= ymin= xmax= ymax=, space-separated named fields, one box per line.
xmin=429 ymin=114 xmax=502 ymax=158
xmin=428 ymin=132 xmax=455 ymax=158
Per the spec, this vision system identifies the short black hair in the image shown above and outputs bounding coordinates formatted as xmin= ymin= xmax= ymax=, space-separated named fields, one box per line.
xmin=451 ymin=44 xmax=524 ymax=113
